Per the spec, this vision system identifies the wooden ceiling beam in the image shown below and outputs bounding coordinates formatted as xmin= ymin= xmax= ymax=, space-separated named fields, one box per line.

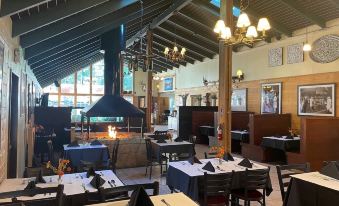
xmin=0 ymin=0 xmax=49 ymax=17
xmin=278 ymin=0 xmax=326 ymax=28
xmin=12 ymin=0 xmax=112 ymax=37
xmin=126 ymin=0 xmax=192 ymax=47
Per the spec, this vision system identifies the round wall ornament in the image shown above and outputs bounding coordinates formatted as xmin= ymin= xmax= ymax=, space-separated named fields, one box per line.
xmin=310 ymin=34 xmax=339 ymax=64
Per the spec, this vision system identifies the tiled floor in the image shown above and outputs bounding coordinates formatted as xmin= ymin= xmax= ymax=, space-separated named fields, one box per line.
xmin=116 ymin=143 xmax=283 ymax=206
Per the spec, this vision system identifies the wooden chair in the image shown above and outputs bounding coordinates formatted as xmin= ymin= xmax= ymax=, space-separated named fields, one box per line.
xmin=110 ymin=140 xmax=120 ymax=173
xmin=276 ymin=163 xmax=310 ymax=201
xmin=0 ymin=185 xmax=64 ymax=206
xmin=202 ymin=172 xmax=234 ymax=206
xmin=94 ymin=182 xmax=159 ymax=203
xmin=231 ymin=168 xmax=270 ymax=206
xmin=145 ymin=139 xmax=168 ymax=179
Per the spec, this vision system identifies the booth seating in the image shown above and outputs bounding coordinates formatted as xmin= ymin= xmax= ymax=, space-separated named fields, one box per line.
xmin=241 ymin=114 xmax=291 ymax=162
xmin=286 ymin=118 xmax=339 ymax=171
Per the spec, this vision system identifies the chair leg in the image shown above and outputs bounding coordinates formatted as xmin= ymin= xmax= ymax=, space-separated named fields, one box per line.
xmin=149 ymin=164 xmax=153 ymax=179
xmin=160 ymin=162 xmax=163 ymax=175
xmin=145 ymin=164 xmax=148 ymax=176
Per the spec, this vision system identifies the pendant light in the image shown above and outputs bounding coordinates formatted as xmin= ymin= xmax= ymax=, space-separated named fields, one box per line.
xmin=303 ymin=27 xmax=312 ymax=51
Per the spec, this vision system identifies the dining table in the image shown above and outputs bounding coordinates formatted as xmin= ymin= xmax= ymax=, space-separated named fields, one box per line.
xmin=63 ymin=143 xmax=110 ymax=168
xmin=0 ymin=170 xmax=124 ymax=203
xmin=85 ymin=192 xmax=199 ymax=206
xmin=166 ymin=157 xmax=273 ymax=201
xmin=151 ymin=139 xmax=194 ymax=162
xmin=284 ymin=172 xmax=339 ymax=206
xmin=261 ymin=136 xmax=300 ymax=152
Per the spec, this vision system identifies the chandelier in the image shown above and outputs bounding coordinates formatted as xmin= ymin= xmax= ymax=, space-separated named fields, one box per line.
xmin=213 ymin=0 xmax=271 ymax=47
xmin=164 ymin=43 xmax=186 ymax=62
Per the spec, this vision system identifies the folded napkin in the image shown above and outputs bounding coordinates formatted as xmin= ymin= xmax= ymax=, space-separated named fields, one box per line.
xmin=35 ymin=170 xmax=46 ymax=184
xmin=202 ymin=161 xmax=215 ymax=172
xmin=90 ymin=174 xmax=105 ymax=189
xmin=25 ymin=181 xmax=36 ymax=190
xmin=223 ymin=152 xmax=234 ymax=161
xmin=320 ymin=162 xmax=339 ymax=180
xmin=129 ymin=186 xmax=154 ymax=206
xmin=156 ymin=139 xmax=167 ymax=143
xmin=238 ymin=158 xmax=253 ymax=168
xmin=67 ymin=140 xmax=79 ymax=147
xmin=188 ymin=156 xmax=202 ymax=165
xmin=90 ymin=140 xmax=102 ymax=146
xmin=174 ymin=137 xmax=183 ymax=142
xmin=86 ymin=167 xmax=96 ymax=178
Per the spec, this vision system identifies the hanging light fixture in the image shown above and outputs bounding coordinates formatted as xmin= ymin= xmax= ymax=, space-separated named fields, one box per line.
xmin=213 ymin=0 xmax=271 ymax=47
xmin=303 ymin=27 xmax=312 ymax=51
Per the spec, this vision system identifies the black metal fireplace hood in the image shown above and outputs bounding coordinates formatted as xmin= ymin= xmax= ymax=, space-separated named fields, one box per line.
xmin=81 ymin=25 xmax=144 ymax=118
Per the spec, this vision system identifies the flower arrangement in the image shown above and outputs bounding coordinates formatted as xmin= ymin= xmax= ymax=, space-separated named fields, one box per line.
xmin=210 ymin=145 xmax=225 ymax=159
xmin=46 ymin=159 xmax=71 ymax=180
xmin=288 ymin=128 xmax=299 ymax=137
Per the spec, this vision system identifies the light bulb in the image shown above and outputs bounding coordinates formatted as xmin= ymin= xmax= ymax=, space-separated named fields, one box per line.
xmin=246 ymin=26 xmax=258 ymax=38
xmin=173 ymin=46 xmax=178 ymax=52
xmin=237 ymin=12 xmax=251 ymax=28
xmin=180 ymin=48 xmax=186 ymax=55
xmin=164 ymin=47 xmax=169 ymax=55
xmin=303 ymin=43 xmax=312 ymax=51
xmin=236 ymin=70 xmax=243 ymax=77
xmin=221 ymin=27 xmax=232 ymax=40
xmin=214 ymin=20 xmax=226 ymax=34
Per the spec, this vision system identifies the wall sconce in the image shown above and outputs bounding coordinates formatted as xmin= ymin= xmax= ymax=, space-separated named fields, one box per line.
xmin=232 ymin=70 xmax=245 ymax=83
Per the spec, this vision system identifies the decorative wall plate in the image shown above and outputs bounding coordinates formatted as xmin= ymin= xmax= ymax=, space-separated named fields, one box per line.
xmin=268 ymin=47 xmax=283 ymax=67
xmin=310 ymin=34 xmax=339 ymax=64
xmin=287 ymin=43 xmax=303 ymax=64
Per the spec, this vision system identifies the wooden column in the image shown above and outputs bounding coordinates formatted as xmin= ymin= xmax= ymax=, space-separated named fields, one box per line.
xmin=146 ymin=30 xmax=153 ymax=132
xmin=218 ymin=0 xmax=233 ymax=152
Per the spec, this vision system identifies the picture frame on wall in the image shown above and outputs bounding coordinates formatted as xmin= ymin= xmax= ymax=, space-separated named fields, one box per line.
xmin=298 ymin=83 xmax=336 ymax=117
xmin=261 ymin=83 xmax=282 ymax=114
xmin=163 ymin=77 xmax=174 ymax=91
xmin=231 ymin=88 xmax=247 ymax=111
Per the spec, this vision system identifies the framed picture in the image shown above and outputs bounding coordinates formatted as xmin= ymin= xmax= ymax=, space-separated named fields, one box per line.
xmin=261 ymin=83 xmax=282 ymax=114
xmin=163 ymin=77 xmax=174 ymax=91
xmin=298 ymin=84 xmax=336 ymax=117
xmin=231 ymin=89 xmax=247 ymax=111
xmin=268 ymin=47 xmax=283 ymax=67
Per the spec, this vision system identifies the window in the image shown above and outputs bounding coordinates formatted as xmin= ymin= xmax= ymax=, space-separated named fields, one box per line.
xmin=48 ymin=95 xmax=58 ymax=107
xmin=77 ymin=66 xmax=90 ymax=94
xmin=43 ymin=84 xmax=58 ymax=94
xmin=210 ymin=0 xmax=241 ymax=17
xmin=60 ymin=95 xmax=74 ymax=107
xmin=92 ymin=60 xmax=104 ymax=94
xmin=76 ymin=96 xmax=90 ymax=107
xmin=92 ymin=95 xmax=102 ymax=103
xmin=123 ymin=64 xmax=133 ymax=92
xmin=61 ymin=74 xmax=75 ymax=93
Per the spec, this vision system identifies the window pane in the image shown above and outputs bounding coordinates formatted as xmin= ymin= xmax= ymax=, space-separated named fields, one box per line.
xmin=91 ymin=95 xmax=102 ymax=103
xmin=123 ymin=96 xmax=133 ymax=103
xmin=71 ymin=108 xmax=82 ymax=123
xmin=77 ymin=66 xmax=90 ymax=94
xmin=123 ymin=64 xmax=133 ymax=92
xmin=61 ymin=74 xmax=75 ymax=93
xmin=43 ymin=84 xmax=58 ymax=94
xmin=48 ymin=95 xmax=58 ymax=107
xmin=76 ymin=96 xmax=90 ymax=107
xmin=60 ymin=95 xmax=74 ymax=107
xmin=90 ymin=117 xmax=124 ymax=123
xmin=92 ymin=60 xmax=104 ymax=94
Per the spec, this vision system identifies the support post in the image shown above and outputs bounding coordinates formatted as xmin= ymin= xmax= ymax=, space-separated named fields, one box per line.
xmin=145 ymin=30 xmax=153 ymax=132
xmin=218 ymin=0 xmax=233 ymax=152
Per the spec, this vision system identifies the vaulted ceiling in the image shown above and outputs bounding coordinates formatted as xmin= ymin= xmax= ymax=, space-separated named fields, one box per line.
xmin=1 ymin=0 xmax=338 ymax=87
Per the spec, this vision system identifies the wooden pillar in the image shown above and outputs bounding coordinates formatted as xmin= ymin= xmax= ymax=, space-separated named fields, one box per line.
xmin=146 ymin=30 xmax=153 ymax=132
xmin=218 ymin=0 xmax=233 ymax=152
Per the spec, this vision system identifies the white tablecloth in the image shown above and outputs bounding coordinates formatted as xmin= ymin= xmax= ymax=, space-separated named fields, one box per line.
xmin=263 ymin=136 xmax=300 ymax=141
xmin=0 ymin=170 xmax=123 ymax=202
xmin=63 ymin=144 xmax=107 ymax=151
xmin=291 ymin=172 xmax=339 ymax=191
xmin=87 ymin=192 xmax=199 ymax=206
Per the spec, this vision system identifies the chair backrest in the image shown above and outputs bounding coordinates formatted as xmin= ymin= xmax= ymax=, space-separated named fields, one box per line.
xmin=111 ymin=140 xmax=120 ymax=172
xmin=24 ymin=167 xmax=54 ymax=178
xmin=145 ymin=139 xmax=153 ymax=162
xmin=0 ymin=184 xmax=64 ymax=206
xmin=189 ymin=135 xmax=197 ymax=155
xmin=244 ymin=167 xmax=270 ymax=198
xmin=204 ymin=152 xmax=217 ymax=159
xmin=98 ymin=181 xmax=159 ymax=203
xmin=276 ymin=163 xmax=310 ymax=201
xmin=47 ymin=140 xmax=54 ymax=163
xmin=203 ymin=172 xmax=233 ymax=206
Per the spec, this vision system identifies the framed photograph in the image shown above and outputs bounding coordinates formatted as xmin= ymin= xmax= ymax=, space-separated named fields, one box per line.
xmin=298 ymin=84 xmax=336 ymax=117
xmin=261 ymin=83 xmax=282 ymax=114
xmin=163 ymin=77 xmax=174 ymax=91
xmin=231 ymin=89 xmax=247 ymax=111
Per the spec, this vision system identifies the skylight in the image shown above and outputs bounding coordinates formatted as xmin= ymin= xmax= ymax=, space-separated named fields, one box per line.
xmin=210 ymin=0 xmax=241 ymax=17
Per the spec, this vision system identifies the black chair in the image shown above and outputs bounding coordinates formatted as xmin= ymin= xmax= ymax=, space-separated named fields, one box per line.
xmin=0 ymin=185 xmax=64 ymax=206
xmin=276 ymin=163 xmax=310 ymax=201
xmin=173 ymin=135 xmax=197 ymax=161
xmin=110 ymin=140 xmax=120 ymax=173
xmin=145 ymin=139 xmax=168 ymax=179
xmin=97 ymin=181 xmax=159 ymax=203
xmin=23 ymin=167 xmax=54 ymax=178
xmin=201 ymin=172 xmax=234 ymax=206
xmin=47 ymin=140 xmax=56 ymax=164
xmin=80 ymin=149 xmax=107 ymax=172
xmin=204 ymin=152 xmax=217 ymax=159
xmin=231 ymin=168 xmax=270 ymax=206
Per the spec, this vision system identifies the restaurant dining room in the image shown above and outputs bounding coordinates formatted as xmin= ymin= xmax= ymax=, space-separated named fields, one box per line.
xmin=0 ymin=0 xmax=339 ymax=205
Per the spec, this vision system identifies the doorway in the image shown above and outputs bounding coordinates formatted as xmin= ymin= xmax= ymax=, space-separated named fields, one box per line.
xmin=8 ymin=73 xmax=19 ymax=178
